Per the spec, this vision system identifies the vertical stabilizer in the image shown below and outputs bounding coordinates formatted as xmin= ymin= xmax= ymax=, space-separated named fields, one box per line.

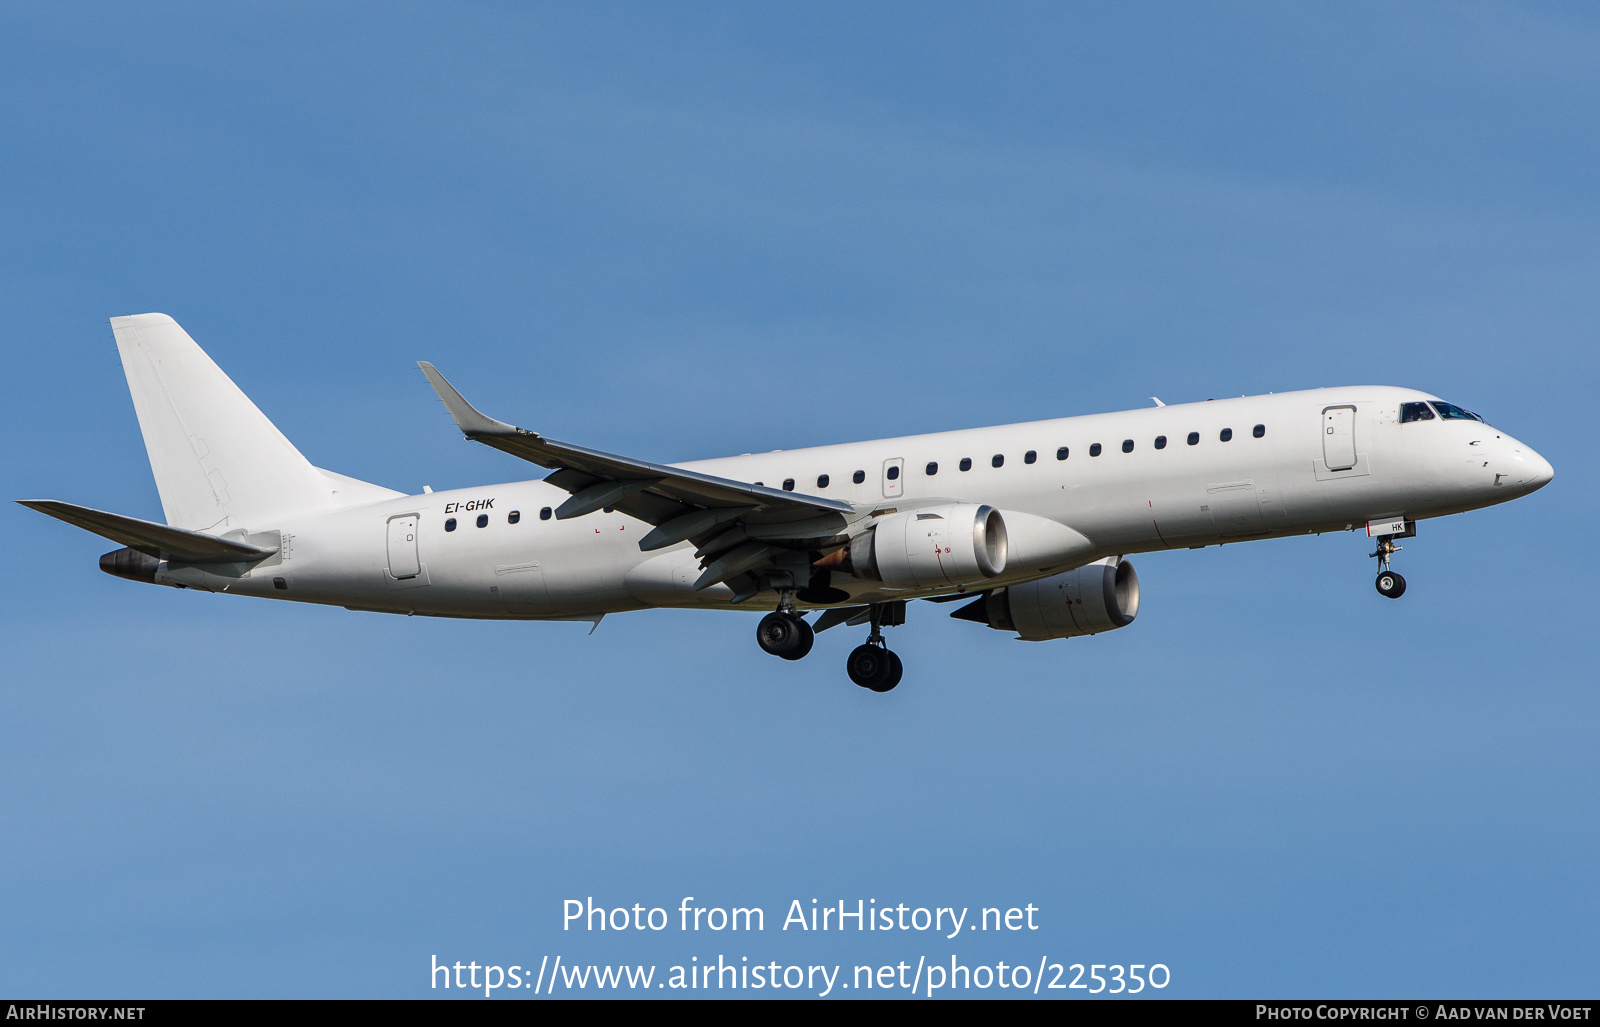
xmin=111 ymin=313 xmax=335 ymax=531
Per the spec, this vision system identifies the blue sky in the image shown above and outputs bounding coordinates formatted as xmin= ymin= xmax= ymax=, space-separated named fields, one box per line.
xmin=2 ymin=2 xmax=1595 ymax=998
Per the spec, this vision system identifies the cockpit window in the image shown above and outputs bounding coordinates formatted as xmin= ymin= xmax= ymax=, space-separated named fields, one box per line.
xmin=1399 ymin=402 xmax=1435 ymax=423
xmin=1431 ymin=401 xmax=1484 ymax=422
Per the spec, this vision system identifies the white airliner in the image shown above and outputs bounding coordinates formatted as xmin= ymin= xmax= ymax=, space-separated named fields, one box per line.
xmin=23 ymin=314 xmax=1554 ymax=691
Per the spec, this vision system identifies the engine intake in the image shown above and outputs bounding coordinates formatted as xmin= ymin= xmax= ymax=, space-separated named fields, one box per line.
xmin=953 ymin=557 xmax=1139 ymax=640
xmin=849 ymin=504 xmax=1007 ymax=588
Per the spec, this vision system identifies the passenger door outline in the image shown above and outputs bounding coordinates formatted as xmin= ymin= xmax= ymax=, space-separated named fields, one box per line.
xmin=386 ymin=514 xmax=421 ymax=579
xmin=1322 ymin=406 xmax=1357 ymax=471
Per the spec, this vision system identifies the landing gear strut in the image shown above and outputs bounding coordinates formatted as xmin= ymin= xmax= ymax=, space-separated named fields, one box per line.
xmin=847 ymin=603 xmax=903 ymax=692
xmin=1371 ymin=535 xmax=1407 ymax=599
xmin=756 ymin=588 xmax=814 ymax=660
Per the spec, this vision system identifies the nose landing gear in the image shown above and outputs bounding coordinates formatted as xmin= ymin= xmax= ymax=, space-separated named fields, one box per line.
xmin=1371 ymin=535 xmax=1407 ymax=599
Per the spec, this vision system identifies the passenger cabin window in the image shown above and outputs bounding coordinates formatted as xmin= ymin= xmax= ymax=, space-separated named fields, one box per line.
xmin=1253 ymin=424 xmax=1265 ymax=438
xmin=1400 ymin=402 xmax=1435 ymax=423
xmin=1432 ymin=402 xmax=1483 ymax=422
xmin=1220 ymin=428 xmax=1233 ymax=442
xmin=1187 ymin=432 xmax=1199 ymax=446
xmin=886 ymin=466 xmax=900 ymax=481
xmin=782 ymin=478 xmax=795 ymax=491
xmin=1121 ymin=439 xmax=1134 ymax=453
xmin=1024 ymin=450 xmax=1037 ymax=464
xmin=852 ymin=470 xmax=866 ymax=484
xmin=445 ymin=518 xmax=457 ymax=532
xmin=926 ymin=462 xmax=938 ymax=475
xmin=960 ymin=458 xmax=972 ymax=471
xmin=539 ymin=507 xmax=552 ymax=520
xmin=508 ymin=510 xmax=520 ymax=524
xmin=992 ymin=454 xmax=1004 ymax=468
xmin=476 ymin=514 xmax=488 ymax=528
xmin=1155 ymin=435 xmax=1167 ymax=449
xmin=1056 ymin=447 xmax=1069 ymax=460
xmin=816 ymin=474 xmax=829 ymax=489
xmin=1089 ymin=443 xmax=1102 ymax=457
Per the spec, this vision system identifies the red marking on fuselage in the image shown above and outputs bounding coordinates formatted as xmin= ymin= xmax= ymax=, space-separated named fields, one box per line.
xmin=1150 ymin=500 xmax=1173 ymax=549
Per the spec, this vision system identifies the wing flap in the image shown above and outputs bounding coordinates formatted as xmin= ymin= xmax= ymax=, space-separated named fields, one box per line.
xmin=638 ymin=507 xmax=752 ymax=552
xmin=555 ymin=478 xmax=663 ymax=520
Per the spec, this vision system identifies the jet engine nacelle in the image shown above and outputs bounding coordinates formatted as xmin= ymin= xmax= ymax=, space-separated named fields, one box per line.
xmin=953 ymin=556 xmax=1139 ymax=640
xmin=850 ymin=504 xmax=1008 ymax=589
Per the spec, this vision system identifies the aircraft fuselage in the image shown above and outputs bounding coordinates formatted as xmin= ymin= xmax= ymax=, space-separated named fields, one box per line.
xmin=154 ymin=385 xmax=1551 ymax=619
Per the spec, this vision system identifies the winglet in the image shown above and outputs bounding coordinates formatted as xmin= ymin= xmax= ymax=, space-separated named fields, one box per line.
xmin=417 ymin=362 xmax=528 ymax=438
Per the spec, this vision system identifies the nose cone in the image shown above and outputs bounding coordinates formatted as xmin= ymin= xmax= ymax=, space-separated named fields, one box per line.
xmin=1501 ymin=435 xmax=1554 ymax=494
xmin=1525 ymin=449 xmax=1554 ymax=492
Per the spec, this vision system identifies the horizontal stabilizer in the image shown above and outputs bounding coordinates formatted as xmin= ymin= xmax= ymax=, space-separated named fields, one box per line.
xmin=18 ymin=500 xmax=276 ymax=563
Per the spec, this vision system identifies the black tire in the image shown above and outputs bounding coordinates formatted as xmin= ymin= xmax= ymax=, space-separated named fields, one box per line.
xmin=781 ymin=618 xmax=815 ymax=661
xmin=875 ymin=650 xmax=903 ymax=692
xmin=847 ymin=644 xmax=894 ymax=690
xmin=1375 ymin=571 xmax=1407 ymax=599
xmin=757 ymin=612 xmax=810 ymax=658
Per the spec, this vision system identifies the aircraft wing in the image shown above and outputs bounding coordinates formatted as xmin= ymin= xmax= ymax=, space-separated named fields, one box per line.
xmin=419 ymin=363 xmax=860 ymax=593
xmin=18 ymin=500 xmax=277 ymax=563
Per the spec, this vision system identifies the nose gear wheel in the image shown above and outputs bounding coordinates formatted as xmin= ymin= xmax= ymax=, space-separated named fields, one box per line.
xmin=1375 ymin=570 xmax=1406 ymax=599
xmin=1369 ymin=533 xmax=1408 ymax=600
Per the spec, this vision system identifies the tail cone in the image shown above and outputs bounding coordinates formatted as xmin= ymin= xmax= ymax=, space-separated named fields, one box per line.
xmin=99 ymin=547 xmax=159 ymax=583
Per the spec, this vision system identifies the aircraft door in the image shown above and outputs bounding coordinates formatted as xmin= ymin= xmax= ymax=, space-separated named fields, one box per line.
xmin=882 ymin=458 xmax=904 ymax=499
xmin=1206 ymin=481 xmax=1265 ymax=536
xmin=1322 ymin=406 xmax=1357 ymax=471
xmin=386 ymin=515 xmax=421 ymax=579
xmin=495 ymin=559 xmax=548 ymax=610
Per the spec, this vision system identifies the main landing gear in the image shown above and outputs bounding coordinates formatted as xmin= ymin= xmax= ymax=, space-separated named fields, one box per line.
xmin=847 ymin=603 xmax=904 ymax=693
xmin=1371 ymin=534 xmax=1407 ymax=599
xmin=756 ymin=588 xmax=814 ymax=661
xmin=754 ymin=591 xmax=904 ymax=691
xmin=847 ymin=644 xmax=902 ymax=692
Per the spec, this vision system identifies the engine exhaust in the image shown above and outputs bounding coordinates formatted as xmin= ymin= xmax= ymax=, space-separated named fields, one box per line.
xmin=99 ymin=547 xmax=160 ymax=583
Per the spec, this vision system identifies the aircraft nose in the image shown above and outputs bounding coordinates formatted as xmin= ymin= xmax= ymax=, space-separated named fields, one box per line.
xmin=1525 ymin=449 xmax=1554 ymax=491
